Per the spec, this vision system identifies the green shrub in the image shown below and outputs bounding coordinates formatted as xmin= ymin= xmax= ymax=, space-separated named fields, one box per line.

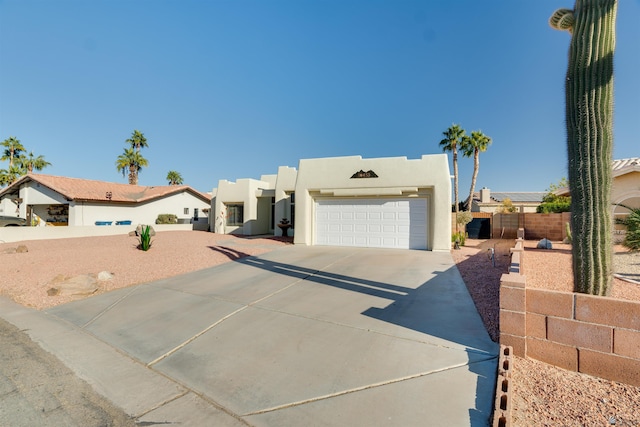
xmin=156 ymin=214 xmax=178 ymax=224
xmin=452 ymin=231 xmax=466 ymax=246
xmin=537 ymin=200 xmax=571 ymax=213
xmin=456 ymin=211 xmax=473 ymax=227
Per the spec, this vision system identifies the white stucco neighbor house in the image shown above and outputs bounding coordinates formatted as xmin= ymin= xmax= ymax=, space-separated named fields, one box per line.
xmin=212 ymin=154 xmax=451 ymax=251
xmin=0 ymin=174 xmax=211 ymax=228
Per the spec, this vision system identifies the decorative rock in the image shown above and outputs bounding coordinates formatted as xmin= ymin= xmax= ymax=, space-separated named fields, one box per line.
xmin=537 ymin=238 xmax=553 ymax=249
xmin=128 ymin=231 xmax=137 ymax=237
xmin=135 ymin=224 xmax=156 ymax=237
xmin=97 ymin=271 xmax=114 ymax=281
xmin=49 ymin=275 xmax=98 ymax=297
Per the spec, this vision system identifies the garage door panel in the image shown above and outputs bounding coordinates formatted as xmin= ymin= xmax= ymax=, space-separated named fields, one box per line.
xmin=315 ymin=198 xmax=428 ymax=250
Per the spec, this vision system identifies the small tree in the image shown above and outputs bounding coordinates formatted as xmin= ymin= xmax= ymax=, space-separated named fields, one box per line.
xmin=496 ymin=198 xmax=517 ymax=213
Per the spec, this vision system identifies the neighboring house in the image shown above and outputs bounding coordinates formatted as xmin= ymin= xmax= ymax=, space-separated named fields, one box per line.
xmin=555 ymin=158 xmax=640 ymax=223
xmin=0 ymin=197 xmax=19 ymax=217
xmin=0 ymin=174 xmax=211 ymax=227
xmin=472 ymin=188 xmax=546 ymax=213
xmin=212 ymin=154 xmax=451 ymax=251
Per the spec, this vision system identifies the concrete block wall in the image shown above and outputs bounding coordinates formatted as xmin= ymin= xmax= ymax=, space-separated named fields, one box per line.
xmin=492 ymin=212 xmax=571 ymax=241
xmin=500 ymin=234 xmax=640 ymax=387
xmin=522 ymin=212 xmax=571 ymax=241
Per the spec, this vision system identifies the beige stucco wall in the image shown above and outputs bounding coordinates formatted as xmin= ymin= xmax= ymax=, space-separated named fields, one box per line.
xmin=274 ymin=166 xmax=298 ymax=236
xmin=612 ymin=171 xmax=640 ymax=207
xmin=214 ymin=178 xmax=273 ymax=235
xmin=293 ymin=154 xmax=451 ymax=251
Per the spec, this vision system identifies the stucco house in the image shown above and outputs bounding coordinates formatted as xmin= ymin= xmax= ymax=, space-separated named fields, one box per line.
xmin=212 ymin=154 xmax=451 ymax=251
xmin=472 ymin=188 xmax=546 ymax=213
xmin=0 ymin=174 xmax=211 ymax=228
xmin=554 ymin=158 xmax=640 ymax=222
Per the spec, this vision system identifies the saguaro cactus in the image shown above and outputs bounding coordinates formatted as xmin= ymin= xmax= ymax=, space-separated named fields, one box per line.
xmin=550 ymin=0 xmax=617 ymax=296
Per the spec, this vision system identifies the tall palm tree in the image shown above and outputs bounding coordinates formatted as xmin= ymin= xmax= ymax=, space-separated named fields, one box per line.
xmin=166 ymin=170 xmax=184 ymax=185
xmin=1 ymin=136 xmax=25 ymax=168
xmin=17 ymin=151 xmax=51 ymax=174
xmin=126 ymin=130 xmax=148 ymax=153
xmin=462 ymin=130 xmax=492 ymax=211
xmin=116 ymin=147 xmax=148 ymax=185
xmin=0 ymin=165 xmax=24 ymax=187
xmin=439 ymin=124 xmax=466 ymax=215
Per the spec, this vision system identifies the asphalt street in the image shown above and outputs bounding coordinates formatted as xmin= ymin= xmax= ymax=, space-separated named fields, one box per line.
xmin=0 ymin=317 xmax=136 ymax=427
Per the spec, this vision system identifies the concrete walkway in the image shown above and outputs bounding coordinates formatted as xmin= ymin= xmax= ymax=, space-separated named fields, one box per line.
xmin=1 ymin=246 xmax=498 ymax=426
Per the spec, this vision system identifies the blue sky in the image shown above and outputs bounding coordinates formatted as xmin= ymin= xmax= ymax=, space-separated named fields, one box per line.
xmin=1 ymin=1 xmax=638 ymax=194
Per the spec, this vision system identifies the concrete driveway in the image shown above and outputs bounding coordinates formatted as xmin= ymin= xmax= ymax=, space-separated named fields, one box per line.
xmin=1 ymin=245 xmax=498 ymax=426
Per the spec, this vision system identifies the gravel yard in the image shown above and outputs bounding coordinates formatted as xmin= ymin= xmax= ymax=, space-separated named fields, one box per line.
xmin=452 ymin=239 xmax=640 ymax=427
xmin=0 ymin=231 xmax=292 ymax=309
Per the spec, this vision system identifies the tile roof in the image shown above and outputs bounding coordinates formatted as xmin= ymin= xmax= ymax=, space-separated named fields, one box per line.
xmin=0 ymin=174 xmax=211 ymax=204
xmin=612 ymin=158 xmax=640 ymax=173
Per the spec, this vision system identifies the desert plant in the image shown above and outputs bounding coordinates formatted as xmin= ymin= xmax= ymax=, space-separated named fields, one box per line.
xmin=550 ymin=0 xmax=617 ymax=295
xmin=615 ymin=205 xmax=640 ymax=251
xmin=496 ymin=198 xmax=517 ymax=213
xmin=156 ymin=214 xmax=178 ymax=224
xmin=138 ymin=225 xmax=153 ymax=251
xmin=452 ymin=231 xmax=466 ymax=247
xmin=456 ymin=211 xmax=473 ymax=228
xmin=564 ymin=222 xmax=573 ymax=244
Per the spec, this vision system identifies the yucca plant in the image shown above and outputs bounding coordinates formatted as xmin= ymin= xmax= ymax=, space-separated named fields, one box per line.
xmin=138 ymin=225 xmax=153 ymax=251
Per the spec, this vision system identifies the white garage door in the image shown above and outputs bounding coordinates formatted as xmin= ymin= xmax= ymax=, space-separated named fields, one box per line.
xmin=315 ymin=198 xmax=428 ymax=250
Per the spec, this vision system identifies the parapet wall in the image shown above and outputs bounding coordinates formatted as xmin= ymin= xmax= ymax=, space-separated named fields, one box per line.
xmin=500 ymin=235 xmax=640 ymax=387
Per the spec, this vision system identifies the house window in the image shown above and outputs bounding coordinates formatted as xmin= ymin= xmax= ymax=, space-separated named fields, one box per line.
xmin=289 ymin=193 xmax=295 ymax=227
xmin=226 ymin=204 xmax=244 ymax=226
xmin=184 ymin=208 xmax=189 ymax=215
xmin=194 ymin=208 xmax=199 ymax=219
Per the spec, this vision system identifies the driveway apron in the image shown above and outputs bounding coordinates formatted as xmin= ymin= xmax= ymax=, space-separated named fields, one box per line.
xmin=33 ymin=246 xmax=497 ymax=426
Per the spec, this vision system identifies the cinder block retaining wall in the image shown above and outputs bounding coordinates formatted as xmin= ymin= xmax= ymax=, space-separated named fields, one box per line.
xmin=492 ymin=212 xmax=571 ymax=241
xmin=500 ymin=237 xmax=640 ymax=387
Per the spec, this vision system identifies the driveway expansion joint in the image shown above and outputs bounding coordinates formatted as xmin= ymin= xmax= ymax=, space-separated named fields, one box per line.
xmin=242 ymin=362 xmax=475 ymax=416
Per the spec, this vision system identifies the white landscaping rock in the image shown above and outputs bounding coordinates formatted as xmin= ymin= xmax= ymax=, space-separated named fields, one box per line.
xmin=97 ymin=271 xmax=114 ymax=281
